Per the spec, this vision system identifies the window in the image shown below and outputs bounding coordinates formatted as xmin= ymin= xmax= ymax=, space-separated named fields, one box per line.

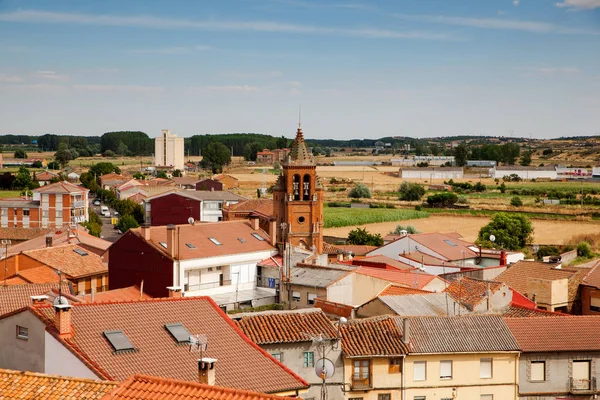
xmin=104 ymin=330 xmax=135 ymax=352
xmin=440 ymin=360 xmax=452 ymax=380
xmin=159 ymin=242 xmax=167 ymax=248
xmin=164 ymin=323 xmax=191 ymax=344
xmin=414 ymin=361 xmax=426 ymax=381
xmin=389 ymin=358 xmax=402 ymax=373
xmin=572 ymin=360 xmax=591 ymax=390
xmin=349 ymin=398 xmax=363 ymax=400
xmin=293 ymin=291 xmax=301 ymax=302
xmin=0 ymin=208 xmax=6 ymax=216
xmin=443 ymin=239 xmax=457 ymax=246
xmin=480 ymin=358 xmax=493 ymax=379
xmin=307 ymin=293 xmax=317 ymax=305
xmin=73 ymin=248 xmax=88 ymax=256
xmin=413 ymin=397 xmax=426 ymax=400
xmin=378 ymin=394 xmax=391 ymax=400
xmin=352 ymin=359 xmax=370 ymax=387
xmin=16 ymin=325 xmax=28 ymax=340
xmin=480 ymin=395 xmax=493 ymax=400
xmin=237 ymin=237 xmax=246 ymax=243
xmin=216 ymin=266 xmax=222 ymax=271
xmin=185 ymin=243 xmax=196 ymax=249
xmin=252 ymin=233 xmax=265 ymax=241
xmin=590 ymin=297 xmax=600 ymax=312
xmin=209 ymin=237 xmax=222 ymax=245
xmin=42 ymin=210 xmax=49 ymax=218
xmin=530 ymin=361 xmax=545 ymax=381
xmin=303 ymin=351 xmax=314 ymax=368
xmin=23 ymin=209 xmax=30 ymax=216
xmin=271 ymin=352 xmax=283 ymax=362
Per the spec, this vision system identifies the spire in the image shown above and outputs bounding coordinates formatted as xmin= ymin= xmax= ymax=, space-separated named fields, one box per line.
xmin=288 ymin=124 xmax=312 ymax=164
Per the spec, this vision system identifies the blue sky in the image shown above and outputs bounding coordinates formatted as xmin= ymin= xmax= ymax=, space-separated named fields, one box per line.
xmin=0 ymin=0 xmax=599 ymax=140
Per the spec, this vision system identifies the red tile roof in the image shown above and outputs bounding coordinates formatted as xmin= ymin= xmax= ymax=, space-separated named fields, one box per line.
xmin=24 ymin=244 xmax=107 ymax=279
xmin=341 ymin=315 xmax=409 ymax=357
xmin=351 ymin=255 xmax=414 ymax=270
xmin=444 ymin=277 xmax=504 ymax=310
xmin=128 ymin=221 xmax=275 ymax=261
xmin=34 ymin=181 xmax=87 ymax=194
xmin=28 ymin=297 xmax=308 ymax=393
xmin=378 ymin=284 xmax=432 ymax=296
xmin=500 ymin=305 xmax=566 ymax=317
xmin=333 ymin=245 xmax=378 ymax=257
xmin=234 ymin=309 xmax=338 ymax=345
xmin=505 ymin=316 xmax=600 ymax=352
xmin=400 ymin=251 xmax=459 ymax=267
xmin=3 ymin=276 xmax=29 ymax=285
xmin=0 ymin=368 xmax=116 ymax=400
xmin=225 ymin=199 xmax=274 ymax=217
xmin=0 ymin=282 xmax=73 ymax=317
xmin=0 ymin=227 xmax=55 ymax=242
xmin=16 ymin=265 xmax=60 ymax=284
xmin=103 ymin=374 xmax=297 ymax=400
xmin=583 ymin=261 xmax=600 ymax=288
xmin=82 ymin=286 xmax=152 ymax=302
xmin=354 ymin=267 xmax=439 ymax=290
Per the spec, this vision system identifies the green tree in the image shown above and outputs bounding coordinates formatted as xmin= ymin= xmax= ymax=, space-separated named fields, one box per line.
xmin=398 ymin=181 xmax=425 ymax=201
xmin=577 ymin=242 xmax=593 ymax=258
xmin=391 ymin=225 xmax=419 ymax=234
xmin=172 ymin=169 xmax=182 ymax=177
xmin=116 ymin=215 xmax=139 ymax=233
xmin=349 ymin=183 xmax=371 ymax=199
xmin=520 ymin=151 xmax=532 ymax=166
xmin=499 ymin=182 xmax=506 ymax=194
xmin=276 ymin=136 xmax=290 ymax=149
xmin=426 ymin=192 xmax=458 ymax=207
xmin=156 ymin=171 xmax=168 ymax=179
xmin=47 ymin=161 xmax=60 ymax=170
xmin=32 ymin=160 xmax=43 ymax=168
xmin=429 ymin=143 xmax=440 ymax=156
xmin=243 ymin=142 xmax=264 ymax=161
xmin=90 ymin=162 xmax=120 ymax=177
xmin=12 ymin=166 xmax=35 ymax=190
xmin=476 ymin=212 xmax=534 ymax=250
xmin=202 ymin=142 xmax=232 ymax=173
xmin=103 ymin=150 xmax=116 ymax=157
xmin=500 ymin=143 xmax=521 ymax=165
xmin=14 ymin=149 xmax=27 ymax=159
xmin=454 ymin=144 xmax=469 ymax=167
xmin=54 ymin=143 xmax=73 ymax=168
xmin=347 ymin=228 xmax=383 ymax=246
xmin=133 ymin=172 xmax=146 ymax=180
xmin=510 ymin=196 xmax=523 ymax=207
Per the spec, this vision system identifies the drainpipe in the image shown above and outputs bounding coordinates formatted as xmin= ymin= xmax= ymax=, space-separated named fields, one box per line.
xmin=401 ymin=355 xmax=406 ymax=400
xmin=514 ymin=352 xmax=520 ymax=400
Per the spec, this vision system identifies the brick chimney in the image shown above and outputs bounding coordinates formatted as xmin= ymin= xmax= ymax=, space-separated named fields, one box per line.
xmin=166 ymin=286 xmax=183 ymax=298
xmin=268 ymin=219 xmax=277 ymax=246
xmin=54 ymin=304 xmax=73 ymax=339
xmin=198 ymin=358 xmax=217 ymax=386
xmin=166 ymin=224 xmax=177 ymax=258
xmin=46 ymin=234 xmax=53 ymax=247
xmin=141 ymin=223 xmax=151 ymax=241
xmin=500 ymin=250 xmax=507 ymax=266
xmin=250 ymin=216 xmax=260 ymax=231
xmin=30 ymin=295 xmax=49 ymax=305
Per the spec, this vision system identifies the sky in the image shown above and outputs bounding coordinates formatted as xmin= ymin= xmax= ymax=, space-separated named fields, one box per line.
xmin=0 ymin=0 xmax=599 ymax=140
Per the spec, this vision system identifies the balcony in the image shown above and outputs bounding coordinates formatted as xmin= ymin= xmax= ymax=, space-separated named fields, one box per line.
xmin=72 ymin=200 xmax=85 ymax=208
xmin=256 ymin=276 xmax=280 ymax=289
xmin=569 ymin=377 xmax=596 ymax=394
xmin=351 ymin=377 xmax=372 ymax=390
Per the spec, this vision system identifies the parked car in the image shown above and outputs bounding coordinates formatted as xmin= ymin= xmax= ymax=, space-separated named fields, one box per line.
xmin=100 ymin=206 xmax=110 ymax=217
xmin=113 ymin=211 xmax=119 ymax=217
xmin=93 ymin=199 xmax=101 ymax=206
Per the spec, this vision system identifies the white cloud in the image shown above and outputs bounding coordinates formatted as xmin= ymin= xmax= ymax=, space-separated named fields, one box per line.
xmin=498 ymin=10 xmax=506 ymax=15
xmin=34 ymin=70 xmax=69 ymax=81
xmin=556 ymin=0 xmax=600 ymax=9
xmin=206 ymin=85 xmax=260 ymax=92
xmin=131 ymin=45 xmax=211 ymax=54
xmin=518 ymin=66 xmax=581 ymax=75
xmin=74 ymin=84 xmax=164 ymax=93
xmin=513 ymin=0 xmax=520 ymax=6
xmin=0 ymin=73 xmax=23 ymax=83
xmin=391 ymin=12 xmax=600 ymax=35
xmin=0 ymin=10 xmax=457 ymax=41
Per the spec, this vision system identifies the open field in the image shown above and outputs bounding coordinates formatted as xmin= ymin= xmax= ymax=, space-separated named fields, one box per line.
xmin=324 ymin=207 xmax=429 ymax=228
xmin=323 ymin=214 xmax=600 ymax=245
xmin=0 ymin=190 xmax=21 ymax=199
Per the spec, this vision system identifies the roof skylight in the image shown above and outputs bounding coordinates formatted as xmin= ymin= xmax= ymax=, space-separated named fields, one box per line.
xmin=73 ymin=248 xmax=88 ymax=256
xmin=252 ymin=233 xmax=265 ymax=241
xmin=186 ymin=243 xmax=196 ymax=249
xmin=209 ymin=237 xmax=222 ymax=246
xmin=165 ymin=323 xmax=191 ymax=344
xmin=159 ymin=242 xmax=168 ymax=248
xmin=443 ymin=240 xmax=457 ymax=247
xmin=104 ymin=330 xmax=135 ymax=352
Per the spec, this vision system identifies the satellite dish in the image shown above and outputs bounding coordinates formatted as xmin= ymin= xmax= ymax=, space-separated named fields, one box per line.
xmin=53 ymin=296 xmax=69 ymax=306
xmin=315 ymin=358 xmax=335 ymax=379
xmin=187 ymin=217 xmax=195 ymax=225
xmin=489 ymin=234 xmax=496 ymax=243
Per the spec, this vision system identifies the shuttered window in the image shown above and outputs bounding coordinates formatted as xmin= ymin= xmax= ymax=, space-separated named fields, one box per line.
xmin=440 ymin=360 xmax=452 ymax=380
xmin=414 ymin=361 xmax=426 ymax=381
xmin=530 ymin=361 xmax=545 ymax=381
xmin=480 ymin=358 xmax=493 ymax=379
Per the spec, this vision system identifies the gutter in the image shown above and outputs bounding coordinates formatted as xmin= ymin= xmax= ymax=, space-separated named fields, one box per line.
xmin=401 ymin=355 xmax=406 ymax=400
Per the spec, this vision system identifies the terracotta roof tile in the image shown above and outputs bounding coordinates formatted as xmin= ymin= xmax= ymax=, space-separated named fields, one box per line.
xmin=341 ymin=315 xmax=409 ymax=357
xmin=373 ymin=232 xmax=477 ymax=261
xmin=234 ymin=309 xmax=338 ymax=344
xmin=444 ymin=277 xmax=503 ymax=310
xmin=0 ymin=368 xmax=116 ymax=400
xmin=225 ymin=199 xmax=274 ymax=217
xmin=500 ymin=305 xmax=566 ymax=317
xmin=16 ymin=265 xmax=60 ymax=284
xmin=505 ymin=316 xmax=600 ymax=352
xmin=0 ymin=282 xmax=73 ymax=317
xmin=34 ymin=181 xmax=87 ymax=194
xmin=24 ymin=244 xmax=107 ymax=279
xmin=0 ymin=227 xmax=55 ymax=242
xmin=583 ymin=261 xmax=600 ymax=288
xmin=400 ymin=251 xmax=460 ymax=267
xmin=333 ymin=245 xmax=378 ymax=256
xmin=322 ymin=242 xmax=343 ymax=255
xmin=351 ymin=255 xmax=413 ymax=270
xmin=2 ymin=276 xmax=29 ymax=285
xmin=130 ymin=221 xmax=275 ymax=261
xmin=82 ymin=286 xmax=152 ymax=302
xmin=104 ymin=374 xmax=297 ymax=400
xmin=354 ymin=267 xmax=439 ymax=289
xmin=378 ymin=284 xmax=432 ymax=296
xmin=29 ymin=297 xmax=308 ymax=393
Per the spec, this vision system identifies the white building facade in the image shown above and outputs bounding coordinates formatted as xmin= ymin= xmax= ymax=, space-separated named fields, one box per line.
xmin=155 ymin=129 xmax=185 ymax=171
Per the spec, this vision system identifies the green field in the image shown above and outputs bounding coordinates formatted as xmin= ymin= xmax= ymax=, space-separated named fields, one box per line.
xmin=0 ymin=190 xmax=22 ymax=199
xmin=324 ymin=206 xmax=429 ymax=228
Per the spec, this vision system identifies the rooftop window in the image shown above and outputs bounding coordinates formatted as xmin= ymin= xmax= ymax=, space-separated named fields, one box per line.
xmin=159 ymin=242 xmax=167 ymax=248
xmin=164 ymin=323 xmax=191 ymax=344
xmin=209 ymin=237 xmax=222 ymax=246
xmin=104 ymin=330 xmax=135 ymax=352
xmin=252 ymin=233 xmax=265 ymax=241
xmin=238 ymin=238 xmax=246 ymax=243
xmin=185 ymin=243 xmax=196 ymax=249
xmin=443 ymin=240 xmax=457 ymax=247
xmin=73 ymin=248 xmax=88 ymax=256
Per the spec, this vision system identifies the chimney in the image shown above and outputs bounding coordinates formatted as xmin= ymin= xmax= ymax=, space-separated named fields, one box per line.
xmin=141 ymin=223 xmax=151 ymax=241
xmin=500 ymin=250 xmax=507 ymax=266
xmin=402 ymin=318 xmax=410 ymax=344
xmin=30 ymin=295 xmax=49 ymax=305
xmin=54 ymin=304 xmax=73 ymax=339
xmin=250 ymin=216 xmax=260 ymax=231
xmin=198 ymin=358 xmax=217 ymax=386
xmin=269 ymin=219 xmax=277 ymax=246
xmin=46 ymin=234 xmax=53 ymax=248
xmin=166 ymin=224 xmax=177 ymax=258
xmin=337 ymin=253 xmax=343 ymax=262
xmin=167 ymin=286 xmax=183 ymax=298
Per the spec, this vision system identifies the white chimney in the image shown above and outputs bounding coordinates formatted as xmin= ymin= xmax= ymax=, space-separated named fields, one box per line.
xmin=198 ymin=358 xmax=217 ymax=386
xmin=402 ymin=318 xmax=410 ymax=344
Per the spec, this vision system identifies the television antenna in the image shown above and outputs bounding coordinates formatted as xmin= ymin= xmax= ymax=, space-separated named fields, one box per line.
xmin=189 ymin=334 xmax=208 ymax=359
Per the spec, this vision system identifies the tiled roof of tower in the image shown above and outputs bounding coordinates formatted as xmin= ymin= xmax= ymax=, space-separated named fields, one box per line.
xmin=103 ymin=374 xmax=297 ymax=400
xmin=0 ymin=282 xmax=73 ymax=317
xmin=341 ymin=315 xmax=409 ymax=357
xmin=234 ymin=309 xmax=338 ymax=344
xmin=444 ymin=277 xmax=504 ymax=310
xmin=505 ymin=316 xmax=600 ymax=352
xmin=407 ymin=315 xmax=520 ymax=353
xmin=23 ymin=244 xmax=107 ymax=278
xmin=28 ymin=297 xmax=308 ymax=393
xmin=0 ymin=227 xmax=55 ymax=242
xmin=288 ymin=127 xmax=313 ymax=165
xmin=0 ymin=368 xmax=116 ymax=400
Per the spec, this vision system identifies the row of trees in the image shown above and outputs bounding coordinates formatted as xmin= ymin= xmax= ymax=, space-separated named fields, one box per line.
xmin=454 ymin=143 xmax=531 ymax=166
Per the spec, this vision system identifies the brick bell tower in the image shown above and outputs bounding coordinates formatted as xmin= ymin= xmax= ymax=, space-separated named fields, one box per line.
xmin=273 ymin=124 xmax=324 ymax=254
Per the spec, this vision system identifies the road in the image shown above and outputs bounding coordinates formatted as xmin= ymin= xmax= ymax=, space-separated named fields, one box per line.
xmin=88 ymin=196 xmax=121 ymax=243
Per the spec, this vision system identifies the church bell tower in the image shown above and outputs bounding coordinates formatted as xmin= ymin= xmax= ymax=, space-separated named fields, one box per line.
xmin=273 ymin=124 xmax=324 ymax=254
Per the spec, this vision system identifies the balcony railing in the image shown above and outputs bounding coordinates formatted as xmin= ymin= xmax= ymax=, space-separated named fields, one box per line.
xmin=72 ymin=200 xmax=85 ymax=208
xmin=184 ymin=277 xmax=279 ymax=293
xmin=569 ymin=377 xmax=596 ymax=393
xmin=351 ymin=377 xmax=372 ymax=390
